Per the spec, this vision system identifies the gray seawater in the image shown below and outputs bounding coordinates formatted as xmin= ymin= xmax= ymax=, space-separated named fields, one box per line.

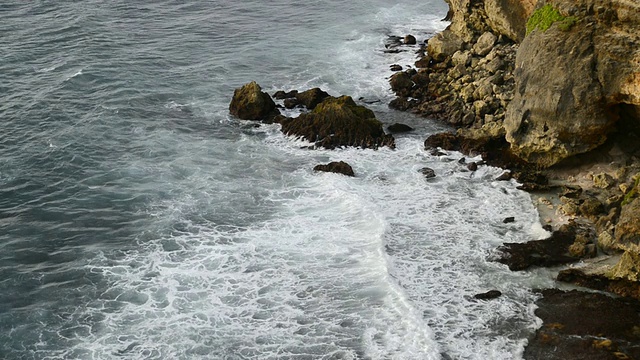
xmin=1 ymin=1 xmax=557 ymax=359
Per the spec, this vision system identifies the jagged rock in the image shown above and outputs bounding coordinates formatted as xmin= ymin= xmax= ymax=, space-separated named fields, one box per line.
xmin=387 ymin=123 xmax=414 ymax=133
xmin=280 ymin=96 xmax=395 ymax=149
xmin=284 ymin=98 xmax=299 ymax=109
xmin=593 ymin=173 xmax=615 ymax=189
xmin=579 ymin=197 xmax=604 ymax=217
xmin=313 ymin=161 xmax=355 ymax=177
xmin=229 ymin=81 xmax=279 ymax=121
xmin=473 ymin=290 xmax=502 ymax=300
xmin=606 ymin=250 xmax=640 ymax=282
xmin=295 ymin=88 xmax=330 ymax=110
xmin=403 ymin=34 xmax=417 ymax=45
xmin=615 ymin=197 xmax=640 ymax=246
xmin=473 ymin=32 xmax=498 ymax=56
xmin=426 ymin=30 xmax=464 ymax=62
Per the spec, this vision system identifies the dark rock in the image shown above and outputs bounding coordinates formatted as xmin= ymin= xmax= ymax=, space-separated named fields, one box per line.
xmin=430 ymin=149 xmax=446 ymax=156
xmin=229 ymin=81 xmax=280 ymax=121
xmin=283 ymin=98 xmax=300 ymax=109
xmin=313 ymin=161 xmax=355 ymax=177
xmin=280 ymin=96 xmax=395 ymax=149
xmin=420 ymin=167 xmax=436 ymax=179
xmin=389 ymin=72 xmax=414 ymax=97
xmin=273 ymin=90 xmax=298 ymax=99
xmin=424 ymin=131 xmax=522 ymax=169
xmin=390 ymin=64 xmax=403 ymax=72
xmin=458 ymin=157 xmax=466 ymax=164
xmin=295 ymin=88 xmax=331 ymax=110
xmin=473 ymin=290 xmax=502 ymax=300
xmin=496 ymin=171 xmax=512 ymax=181
xmin=523 ymin=289 xmax=640 ymax=360
xmin=579 ymin=196 xmax=604 ymax=217
xmin=403 ymin=34 xmax=417 ymax=45
xmin=389 ymin=97 xmax=415 ymax=111
xmin=557 ymin=267 xmax=640 ymax=300
xmin=387 ymin=123 xmax=414 ymax=133
xmin=467 ymin=162 xmax=478 ymax=171
xmin=497 ymin=223 xmax=580 ymax=271
xmin=503 ymin=217 xmax=515 ymax=223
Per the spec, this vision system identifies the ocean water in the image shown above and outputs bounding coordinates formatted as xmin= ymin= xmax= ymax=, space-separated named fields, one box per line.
xmin=0 ymin=1 xmax=556 ymax=359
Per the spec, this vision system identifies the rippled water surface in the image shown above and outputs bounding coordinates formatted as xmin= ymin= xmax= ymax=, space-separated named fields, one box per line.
xmin=1 ymin=1 xmax=554 ymax=359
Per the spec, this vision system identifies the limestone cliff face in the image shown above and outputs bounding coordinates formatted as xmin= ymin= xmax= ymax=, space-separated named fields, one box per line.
xmin=504 ymin=0 xmax=640 ymax=167
xmin=444 ymin=0 xmax=534 ymax=42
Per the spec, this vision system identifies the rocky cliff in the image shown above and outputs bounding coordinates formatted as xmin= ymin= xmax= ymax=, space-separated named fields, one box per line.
xmin=505 ymin=0 xmax=640 ymax=167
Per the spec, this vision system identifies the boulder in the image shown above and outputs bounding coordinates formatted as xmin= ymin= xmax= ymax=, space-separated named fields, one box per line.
xmin=473 ymin=32 xmax=498 ymax=56
xmin=389 ymin=72 xmax=414 ymax=97
xmin=420 ymin=167 xmax=436 ymax=179
xmin=313 ymin=161 xmax=355 ymax=177
xmin=280 ymin=96 xmax=395 ymax=149
xmin=390 ymin=64 xmax=403 ymax=72
xmin=229 ymin=81 xmax=279 ymax=121
xmin=273 ymin=90 xmax=298 ymax=99
xmin=426 ymin=30 xmax=464 ymax=62
xmin=403 ymin=34 xmax=417 ymax=45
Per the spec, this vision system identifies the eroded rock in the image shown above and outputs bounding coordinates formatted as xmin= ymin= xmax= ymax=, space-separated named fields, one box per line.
xmin=229 ymin=81 xmax=279 ymax=121
xmin=313 ymin=161 xmax=355 ymax=177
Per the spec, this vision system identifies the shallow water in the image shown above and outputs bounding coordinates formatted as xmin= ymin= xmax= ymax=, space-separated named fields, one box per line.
xmin=1 ymin=1 xmax=555 ymax=359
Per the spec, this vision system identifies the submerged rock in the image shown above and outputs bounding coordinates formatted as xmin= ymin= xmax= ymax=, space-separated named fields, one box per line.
xmin=420 ymin=167 xmax=436 ymax=179
xmin=280 ymin=96 xmax=395 ymax=149
xmin=387 ymin=123 xmax=414 ymax=133
xmin=229 ymin=81 xmax=279 ymax=121
xmin=313 ymin=161 xmax=355 ymax=177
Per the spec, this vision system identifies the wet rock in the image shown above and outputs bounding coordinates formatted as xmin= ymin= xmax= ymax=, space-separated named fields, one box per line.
xmin=467 ymin=162 xmax=478 ymax=171
xmin=523 ymin=289 xmax=640 ymax=360
xmin=295 ymin=88 xmax=330 ymax=110
xmin=390 ymin=64 xmax=403 ymax=72
xmin=313 ymin=161 xmax=355 ymax=177
xmin=283 ymin=98 xmax=299 ymax=109
xmin=503 ymin=217 xmax=515 ymax=223
xmin=496 ymin=171 xmax=511 ymax=181
xmin=273 ymin=90 xmax=298 ymax=99
xmin=497 ymin=223 xmax=579 ymax=271
xmin=403 ymin=34 xmax=417 ymax=45
xmin=390 ymin=72 xmax=414 ymax=97
xmin=280 ymin=95 xmax=395 ymax=149
xmin=579 ymin=196 xmax=604 ymax=217
xmin=473 ymin=290 xmax=502 ymax=300
xmin=229 ymin=81 xmax=280 ymax=121
xmin=420 ymin=167 xmax=436 ymax=179
xmin=387 ymin=123 xmax=414 ymax=133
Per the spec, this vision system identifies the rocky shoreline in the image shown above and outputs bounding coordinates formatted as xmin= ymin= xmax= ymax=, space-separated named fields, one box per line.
xmin=386 ymin=0 xmax=640 ymax=358
xmin=227 ymin=1 xmax=640 ymax=357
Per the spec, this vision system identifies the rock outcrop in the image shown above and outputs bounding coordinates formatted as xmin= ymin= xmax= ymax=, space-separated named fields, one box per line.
xmin=504 ymin=0 xmax=640 ymax=167
xmin=229 ymin=81 xmax=279 ymax=121
xmin=281 ymin=96 xmax=395 ymax=149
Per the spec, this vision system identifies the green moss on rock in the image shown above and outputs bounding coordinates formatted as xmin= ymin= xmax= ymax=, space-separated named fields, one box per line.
xmin=526 ymin=4 xmax=577 ymax=35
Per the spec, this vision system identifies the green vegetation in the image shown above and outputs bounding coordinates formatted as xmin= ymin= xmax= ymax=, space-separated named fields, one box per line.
xmin=526 ymin=4 xmax=578 ymax=35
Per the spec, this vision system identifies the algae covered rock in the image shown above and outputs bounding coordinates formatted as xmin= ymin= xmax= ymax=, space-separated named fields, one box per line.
xmin=229 ymin=81 xmax=279 ymax=121
xmin=281 ymin=96 xmax=395 ymax=149
xmin=295 ymin=88 xmax=330 ymax=110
